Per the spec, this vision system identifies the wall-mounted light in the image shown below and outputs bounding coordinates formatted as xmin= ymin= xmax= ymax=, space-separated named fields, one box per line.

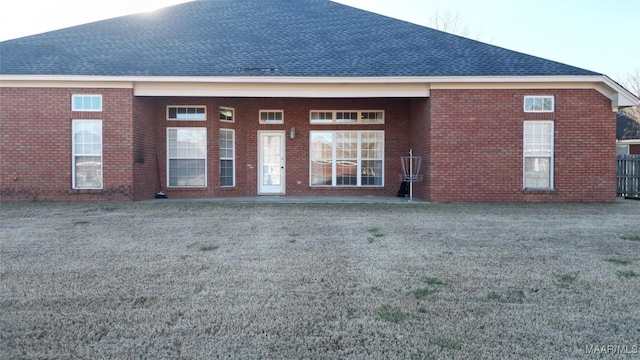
xmin=290 ymin=127 xmax=296 ymax=139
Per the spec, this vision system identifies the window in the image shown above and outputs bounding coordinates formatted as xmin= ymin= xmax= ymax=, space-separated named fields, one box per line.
xmin=616 ymin=145 xmax=630 ymax=156
xmin=310 ymin=131 xmax=383 ymax=186
xmin=524 ymin=96 xmax=554 ymax=113
xmin=72 ymin=120 xmax=103 ymax=189
xmin=167 ymin=128 xmax=207 ymax=187
xmin=310 ymin=110 xmax=384 ymax=124
xmin=72 ymin=95 xmax=102 ymax=111
xmin=220 ymin=129 xmax=235 ymax=187
xmin=523 ymin=121 xmax=554 ymax=189
xmin=167 ymin=106 xmax=206 ymax=120
xmin=259 ymin=110 xmax=284 ymax=124
xmin=220 ymin=107 xmax=234 ymax=122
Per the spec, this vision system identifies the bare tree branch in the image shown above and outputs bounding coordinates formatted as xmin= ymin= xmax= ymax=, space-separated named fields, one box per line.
xmin=620 ymin=68 xmax=640 ymax=98
xmin=428 ymin=9 xmax=491 ymax=42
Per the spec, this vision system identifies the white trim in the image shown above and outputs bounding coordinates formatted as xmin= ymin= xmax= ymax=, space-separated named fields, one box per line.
xmin=166 ymin=105 xmax=207 ymax=120
xmin=72 ymin=94 xmax=102 ymax=112
xmin=72 ymin=119 xmax=103 ymax=190
xmin=310 ymin=110 xmax=384 ymax=124
xmin=259 ymin=110 xmax=284 ymax=124
xmin=524 ymin=95 xmax=554 ymax=113
xmin=166 ymin=127 xmax=207 ymax=188
xmin=309 ymin=130 xmax=384 ymax=187
xmin=257 ymin=131 xmax=286 ymax=195
xmin=219 ymin=129 xmax=235 ymax=187
xmin=617 ymin=139 xmax=640 ymax=145
xmin=2 ymin=74 xmax=637 ymax=107
xmin=219 ymin=106 xmax=235 ymax=123
xmin=523 ymin=121 xmax=554 ymax=190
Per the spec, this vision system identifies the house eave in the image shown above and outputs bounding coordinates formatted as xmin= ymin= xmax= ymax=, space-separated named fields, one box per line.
xmin=1 ymin=75 xmax=637 ymax=106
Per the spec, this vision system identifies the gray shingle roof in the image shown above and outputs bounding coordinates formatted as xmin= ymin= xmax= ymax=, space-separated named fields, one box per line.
xmin=0 ymin=0 xmax=599 ymax=77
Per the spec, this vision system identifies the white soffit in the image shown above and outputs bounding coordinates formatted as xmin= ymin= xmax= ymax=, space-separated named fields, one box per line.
xmin=132 ymin=81 xmax=430 ymax=98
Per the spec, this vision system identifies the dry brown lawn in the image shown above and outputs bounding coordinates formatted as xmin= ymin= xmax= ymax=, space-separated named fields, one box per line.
xmin=1 ymin=200 xmax=639 ymax=359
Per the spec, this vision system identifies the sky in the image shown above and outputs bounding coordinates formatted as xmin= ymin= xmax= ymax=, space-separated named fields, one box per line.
xmin=0 ymin=0 xmax=638 ymax=84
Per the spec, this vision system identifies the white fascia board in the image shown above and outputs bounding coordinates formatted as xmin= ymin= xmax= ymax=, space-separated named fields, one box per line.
xmin=2 ymin=74 xmax=638 ymax=107
xmin=133 ymin=81 xmax=430 ymax=98
xmin=617 ymin=139 xmax=640 ymax=145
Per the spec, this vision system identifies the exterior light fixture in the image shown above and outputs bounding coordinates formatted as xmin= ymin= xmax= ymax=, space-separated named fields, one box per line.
xmin=290 ymin=127 xmax=296 ymax=139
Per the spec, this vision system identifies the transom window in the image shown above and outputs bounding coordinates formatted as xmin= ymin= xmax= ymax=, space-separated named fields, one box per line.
xmin=524 ymin=96 xmax=554 ymax=113
xmin=220 ymin=129 xmax=235 ymax=187
xmin=220 ymin=107 xmax=234 ymax=122
xmin=259 ymin=110 xmax=284 ymax=124
xmin=167 ymin=128 xmax=207 ymax=187
xmin=310 ymin=131 xmax=384 ymax=187
xmin=523 ymin=121 xmax=554 ymax=189
xmin=72 ymin=120 xmax=103 ymax=189
xmin=167 ymin=106 xmax=207 ymax=120
xmin=310 ymin=110 xmax=384 ymax=124
xmin=72 ymin=95 xmax=102 ymax=111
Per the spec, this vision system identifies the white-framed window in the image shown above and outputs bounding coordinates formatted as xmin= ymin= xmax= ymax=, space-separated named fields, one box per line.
xmin=310 ymin=110 xmax=384 ymax=124
xmin=220 ymin=107 xmax=234 ymax=122
xmin=524 ymin=96 xmax=554 ymax=113
xmin=259 ymin=110 xmax=284 ymax=124
xmin=616 ymin=144 xmax=630 ymax=156
xmin=167 ymin=106 xmax=207 ymax=120
xmin=310 ymin=131 xmax=384 ymax=186
xmin=523 ymin=121 xmax=554 ymax=189
xmin=220 ymin=129 xmax=235 ymax=187
xmin=167 ymin=128 xmax=207 ymax=187
xmin=72 ymin=95 xmax=102 ymax=111
xmin=72 ymin=120 xmax=103 ymax=189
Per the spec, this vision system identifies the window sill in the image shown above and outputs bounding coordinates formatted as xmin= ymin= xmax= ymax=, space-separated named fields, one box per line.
xmin=523 ymin=188 xmax=556 ymax=195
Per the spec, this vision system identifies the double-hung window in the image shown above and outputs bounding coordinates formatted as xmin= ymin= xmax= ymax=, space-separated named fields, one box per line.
xmin=167 ymin=128 xmax=207 ymax=187
xmin=310 ymin=131 xmax=383 ymax=186
xmin=523 ymin=121 xmax=554 ymax=189
xmin=219 ymin=129 xmax=235 ymax=187
xmin=72 ymin=120 xmax=103 ymax=189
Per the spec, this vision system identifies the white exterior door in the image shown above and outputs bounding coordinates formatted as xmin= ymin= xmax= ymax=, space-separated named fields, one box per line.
xmin=258 ymin=131 xmax=285 ymax=194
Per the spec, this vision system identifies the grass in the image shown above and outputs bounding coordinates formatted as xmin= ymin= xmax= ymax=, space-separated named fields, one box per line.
xmin=287 ymin=232 xmax=300 ymax=243
xmin=620 ymin=234 xmax=640 ymax=241
xmin=412 ymin=277 xmax=447 ymax=299
xmin=606 ymin=258 xmax=631 ymax=265
xmin=413 ymin=288 xmax=435 ymax=299
xmin=366 ymin=227 xmax=386 ymax=244
xmin=553 ymin=272 xmax=578 ymax=289
xmin=433 ymin=338 xmax=462 ymax=350
xmin=199 ymin=244 xmax=219 ymax=252
xmin=616 ymin=270 xmax=638 ymax=279
xmin=377 ymin=305 xmax=406 ymax=323
xmin=421 ymin=277 xmax=446 ymax=286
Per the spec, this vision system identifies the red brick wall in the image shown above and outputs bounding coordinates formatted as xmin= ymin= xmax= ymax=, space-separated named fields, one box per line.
xmin=0 ymin=87 xmax=134 ymax=201
xmin=132 ymin=97 xmax=161 ymax=200
xmin=428 ymin=88 xmax=616 ymax=202
xmin=1 ymin=87 xmax=617 ymax=202
xmin=150 ymin=97 xmax=411 ymax=199
xmin=408 ymin=98 xmax=430 ymax=200
xmin=630 ymin=144 xmax=640 ymax=155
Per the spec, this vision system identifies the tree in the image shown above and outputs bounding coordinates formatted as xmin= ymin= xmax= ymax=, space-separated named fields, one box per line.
xmin=428 ymin=9 xmax=491 ymax=42
xmin=619 ymin=68 xmax=640 ymax=98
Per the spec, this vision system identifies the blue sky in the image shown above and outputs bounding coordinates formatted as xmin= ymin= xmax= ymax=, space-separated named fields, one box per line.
xmin=1 ymin=0 xmax=637 ymax=83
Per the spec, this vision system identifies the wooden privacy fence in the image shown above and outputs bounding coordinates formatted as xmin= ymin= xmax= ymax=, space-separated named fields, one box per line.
xmin=616 ymin=155 xmax=640 ymax=198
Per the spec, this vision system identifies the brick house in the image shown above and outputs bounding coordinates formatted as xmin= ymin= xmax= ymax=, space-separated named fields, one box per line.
xmin=1 ymin=0 xmax=638 ymax=202
xmin=616 ymin=107 xmax=640 ymax=155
